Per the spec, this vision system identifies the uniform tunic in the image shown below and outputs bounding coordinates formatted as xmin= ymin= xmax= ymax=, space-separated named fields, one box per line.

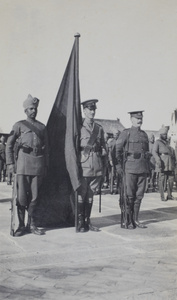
xmin=153 ymin=138 xmax=175 ymax=172
xmin=6 ymin=118 xmax=48 ymax=209
xmin=79 ymin=119 xmax=106 ymax=199
xmin=116 ymin=126 xmax=149 ymax=174
xmin=80 ymin=120 xmax=106 ymax=177
xmin=116 ymin=126 xmax=149 ymax=200
xmin=0 ymin=142 xmax=6 ymax=180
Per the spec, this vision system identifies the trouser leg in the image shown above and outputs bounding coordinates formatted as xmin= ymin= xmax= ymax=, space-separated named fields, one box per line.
xmin=158 ymin=172 xmax=166 ymax=201
xmin=85 ymin=176 xmax=101 ymax=232
xmin=167 ymin=175 xmax=174 ymax=197
xmin=126 ymin=173 xmax=147 ymax=228
xmin=26 ymin=176 xmax=44 ymax=235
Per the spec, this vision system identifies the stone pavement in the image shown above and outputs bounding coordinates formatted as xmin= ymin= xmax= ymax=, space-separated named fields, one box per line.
xmin=0 ymin=182 xmax=177 ymax=300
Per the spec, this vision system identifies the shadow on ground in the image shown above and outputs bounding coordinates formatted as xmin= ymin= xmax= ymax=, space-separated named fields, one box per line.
xmin=92 ymin=206 xmax=177 ymax=229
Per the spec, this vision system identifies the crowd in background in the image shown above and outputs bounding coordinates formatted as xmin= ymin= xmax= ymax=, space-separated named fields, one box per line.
xmin=100 ymin=128 xmax=177 ymax=201
xmin=1 ymin=126 xmax=177 ymax=201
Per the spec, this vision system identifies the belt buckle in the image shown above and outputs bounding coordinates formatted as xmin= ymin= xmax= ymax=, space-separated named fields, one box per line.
xmin=134 ymin=152 xmax=141 ymax=159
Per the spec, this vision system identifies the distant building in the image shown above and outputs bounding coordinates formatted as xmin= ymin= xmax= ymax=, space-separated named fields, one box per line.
xmin=95 ymin=118 xmax=125 ymax=135
xmin=0 ymin=127 xmax=8 ymax=141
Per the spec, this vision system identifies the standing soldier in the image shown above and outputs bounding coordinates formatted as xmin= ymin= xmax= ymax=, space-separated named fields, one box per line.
xmin=0 ymin=135 xmax=6 ymax=182
xmin=147 ymin=133 xmax=156 ymax=191
xmin=153 ymin=126 xmax=176 ymax=201
xmin=77 ymin=99 xmax=107 ymax=232
xmin=109 ymin=131 xmax=121 ymax=194
xmin=6 ymin=94 xmax=49 ymax=236
xmin=116 ymin=111 xmax=149 ymax=229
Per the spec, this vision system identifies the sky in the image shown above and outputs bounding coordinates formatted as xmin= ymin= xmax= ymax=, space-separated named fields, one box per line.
xmin=0 ymin=0 xmax=177 ymax=133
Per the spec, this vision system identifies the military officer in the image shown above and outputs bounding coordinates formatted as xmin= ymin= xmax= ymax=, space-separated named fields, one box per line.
xmin=153 ymin=126 xmax=176 ymax=201
xmin=6 ymin=94 xmax=49 ymax=236
xmin=116 ymin=111 xmax=149 ymax=229
xmin=77 ymin=99 xmax=107 ymax=232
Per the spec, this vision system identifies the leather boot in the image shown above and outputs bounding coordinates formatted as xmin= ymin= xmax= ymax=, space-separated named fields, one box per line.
xmin=77 ymin=202 xmax=86 ymax=233
xmin=14 ymin=206 xmax=26 ymax=237
xmin=26 ymin=216 xmax=44 ymax=235
xmin=127 ymin=209 xmax=136 ymax=229
xmin=85 ymin=201 xmax=100 ymax=232
xmin=125 ymin=199 xmax=135 ymax=229
xmin=134 ymin=203 xmax=146 ymax=228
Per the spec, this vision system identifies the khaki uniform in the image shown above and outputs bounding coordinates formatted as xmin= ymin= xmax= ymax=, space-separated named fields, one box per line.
xmin=153 ymin=138 xmax=176 ymax=199
xmin=80 ymin=120 xmax=105 ymax=177
xmin=116 ymin=126 xmax=149 ymax=228
xmin=0 ymin=142 xmax=6 ymax=181
xmin=6 ymin=118 xmax=48 ymax=216
xmin=78 ymin=119 xmax=106 ymax=231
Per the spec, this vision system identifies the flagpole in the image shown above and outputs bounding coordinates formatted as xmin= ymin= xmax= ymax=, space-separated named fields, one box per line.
xmin=74 ymin=33 xmax=80 ymax=232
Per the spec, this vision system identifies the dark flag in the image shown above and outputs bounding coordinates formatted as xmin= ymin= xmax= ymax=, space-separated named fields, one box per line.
xmin=64 ymin=34 xmax=82 ymax=192
xmin=36 ymin=34 xmax=82 ymax=227
xmin=47 ymin=33 xmax=82 ymax=190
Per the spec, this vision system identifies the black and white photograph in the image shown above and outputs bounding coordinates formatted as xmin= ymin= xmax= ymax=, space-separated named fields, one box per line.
xmin=0 ymin=1 xmax=177 ymax=299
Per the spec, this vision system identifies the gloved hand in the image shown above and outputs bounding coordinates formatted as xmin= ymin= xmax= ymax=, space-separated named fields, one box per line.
xmin=116 ymin=164 xmax=123 ymax=176
xmin=156 ymin=160 xmax=162 ymax=169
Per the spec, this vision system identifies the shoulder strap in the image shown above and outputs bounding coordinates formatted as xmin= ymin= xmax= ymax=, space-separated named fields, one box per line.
xmin=21 ymin=120 xmax=44 ymax=141
xmin=84 ymin=123 xmax=100 ymax=155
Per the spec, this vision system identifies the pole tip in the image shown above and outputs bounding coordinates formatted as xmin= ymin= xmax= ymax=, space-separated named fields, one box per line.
xmin=74 ymin=33 xmax=81 ymax=37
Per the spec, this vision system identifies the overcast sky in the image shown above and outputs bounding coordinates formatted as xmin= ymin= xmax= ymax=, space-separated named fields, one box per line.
xmin=1 ymin=0 xmax=177 ymax=133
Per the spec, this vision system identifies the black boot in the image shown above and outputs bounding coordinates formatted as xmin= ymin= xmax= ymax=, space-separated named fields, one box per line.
xmin=85 ymin=202 xmax=100 ymax=232
xmin=77 ymin=202 xmax=86 ymax=232
xmin=134 ymin=203 xmax=146 ymax=228
xmin=14 ymin=206 xmax=26 ymax=237
xmin=127 ymin=208 xmax=136 ymax=230
xmin=26 ymin=216 xmax=44 ymax=235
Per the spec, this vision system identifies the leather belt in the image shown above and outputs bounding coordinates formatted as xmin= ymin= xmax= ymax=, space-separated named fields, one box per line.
xmin=127 ymin=152 xmax=146 ymax=159
xmin=80 ymin=146 xmax=101 ymax=153
xmin=21 ymin=146 xmax=44 ymax=156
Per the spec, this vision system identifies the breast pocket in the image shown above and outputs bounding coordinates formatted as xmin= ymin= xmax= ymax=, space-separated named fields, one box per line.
xmin=20 ymin=129 xmax=33 ymax=144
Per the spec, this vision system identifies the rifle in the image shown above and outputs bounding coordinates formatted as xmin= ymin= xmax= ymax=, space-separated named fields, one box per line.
xmin=110 ymin=165 xmax=114 ymax=194
xmin=75 ymin=190 xmax=79 ymax=232
xmin=119 ymin=131 xmax=130 ymax=229
xmin=99 ymin=180 xmax=102 ymax=213
xmin=10 ymin=173 xmax=17 ymax=236
xmin=119 ymin=153 xmax=128 ymax=229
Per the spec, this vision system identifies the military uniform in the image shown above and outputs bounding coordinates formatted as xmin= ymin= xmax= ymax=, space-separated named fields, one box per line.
xmin=0 ymin=136 xmax=6 ymax=182
xmin=116 ymin=111 xmax=149 ymax=229
xmin=153 ymin=126 xmax=176 ymax=200
xmin=147 ymin=134 xmax=156 ymax=191
xmin=108 ymin=131 xmax=121 ymax=194
xmin=78 ymin=99 xmax=107 ymax=232
xmin=6 ymin=94 xmax=49 ymax=236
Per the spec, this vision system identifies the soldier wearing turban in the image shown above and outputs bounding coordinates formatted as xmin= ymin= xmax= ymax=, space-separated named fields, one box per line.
xmin=6 ymin=94 xmax=49 ymax=236
xmin=153 ymin=126 xmax=176 ymax=201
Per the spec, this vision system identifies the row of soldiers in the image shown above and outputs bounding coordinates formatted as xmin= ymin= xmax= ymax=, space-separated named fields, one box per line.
xmin=4 ymin=95 xmax=177 ymax=236
xmin=102 ymin=127 xmax=177 ymax=201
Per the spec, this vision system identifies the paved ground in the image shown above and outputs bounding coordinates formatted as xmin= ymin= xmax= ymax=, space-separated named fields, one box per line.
xmin=0 ymin=182 xmax=177 ymax=300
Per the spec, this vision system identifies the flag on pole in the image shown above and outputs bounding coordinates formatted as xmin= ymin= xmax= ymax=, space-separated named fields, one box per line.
xmin=47 ymin=33 xmax=82 ymax=192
